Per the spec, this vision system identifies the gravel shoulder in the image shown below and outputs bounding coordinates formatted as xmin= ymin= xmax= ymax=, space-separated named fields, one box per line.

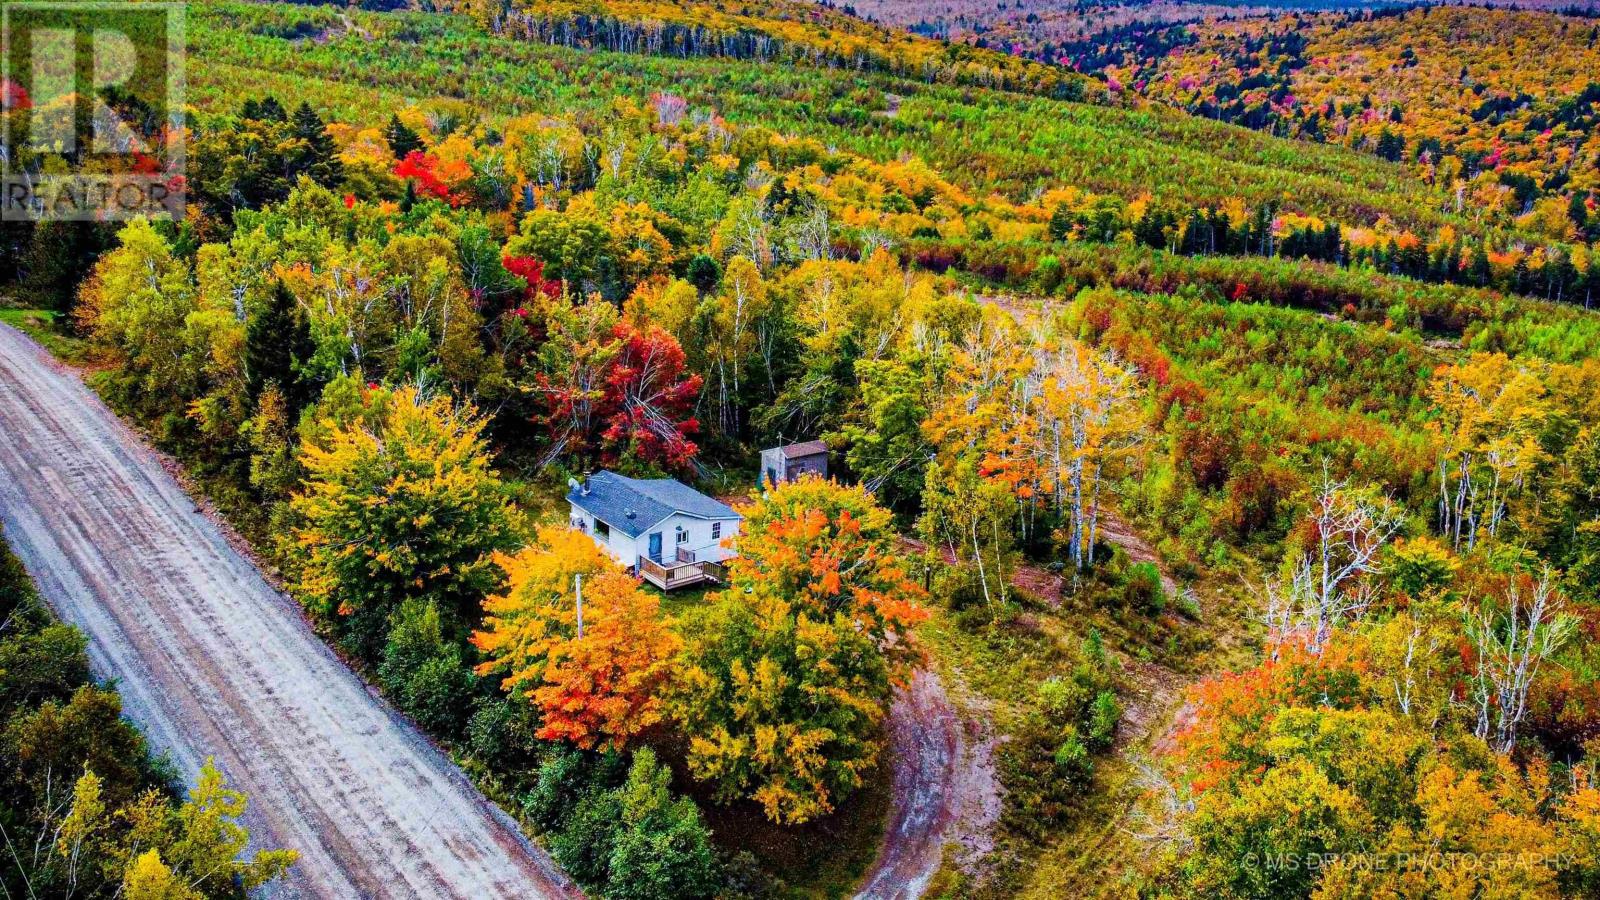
xmin=0 ymin=323 xmax=580 ymax=899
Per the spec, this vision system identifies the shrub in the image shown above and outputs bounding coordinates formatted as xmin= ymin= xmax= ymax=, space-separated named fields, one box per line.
xmin=523 ymin=745 xmax=626 ymax=832
xmin=401 ymin=653 xmax=479 ymax=736
xmin=1123 ymin=561 xmax=1167 ymax=614
xmin=1051 ymin=727 xmax=1091 ymax=781
xmin=1087 ymin=690 xmax=1121 ymax=751
xmin=466 ymin=697 xmax=543 ymax=769
xmin=550 ymin=788 xmax=623 ymax=885
xmin=606 ymin=749 xmax=720 ymax=900
xmin=380 ymin=599 xmax=478 ymax=736
xmin=532 ymin=747 xmax=721 ymax=899
xmin=1082 ymin=627 xmax=1106 ymax=667
xmin=0 ymin=623 xmax=89 ymax=718
xmin=935 ymin=562 xmax=989 ymax=612
xmin=1001 ymin=663 xmax=1121 ymax=839
xmin=1175 ymin=587 xmax=1204 ymax=620
xmin=1000 ymin=714 xmax=1094 ymax=838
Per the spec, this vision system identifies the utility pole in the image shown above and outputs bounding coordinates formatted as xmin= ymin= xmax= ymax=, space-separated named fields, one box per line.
xmin=575 ymin=573 xmax=584 ymax=638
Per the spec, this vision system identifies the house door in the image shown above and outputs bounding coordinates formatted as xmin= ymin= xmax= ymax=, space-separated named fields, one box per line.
xmin=648 ymin=532 xmax=663 ymax=563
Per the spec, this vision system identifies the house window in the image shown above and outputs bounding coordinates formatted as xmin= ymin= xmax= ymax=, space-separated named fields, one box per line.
xmin=711 ymin=522 xmax=721 ymax=539
xmin=595 ymin=519 xmax=610 ymax=540
xmin=676 ymin=526 xmax=688 ymax=545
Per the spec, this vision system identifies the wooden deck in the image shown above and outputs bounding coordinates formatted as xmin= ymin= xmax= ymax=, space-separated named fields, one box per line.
xmin=638 ymin=556 xmax=728 ymax=590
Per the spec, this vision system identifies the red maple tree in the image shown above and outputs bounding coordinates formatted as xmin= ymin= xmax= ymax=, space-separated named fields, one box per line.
xmin=597 ymin=321 xmax=703 ymax=470
xmin=535 ymin=312 xmax=703 ymax=471
xmin=502 ymin=255 xmax=563 ymax=304
xmin=392 ymin=150 xmax=460 ymax=206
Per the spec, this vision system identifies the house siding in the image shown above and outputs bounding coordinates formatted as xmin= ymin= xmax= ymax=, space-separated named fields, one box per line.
xmin=569 ymin=504 xmax=739 ymax=570
xmin=567 ymin=507 xmax=641 ymax=566
xmin=786 ymin=453 xmax=827 ymax=479
xmin=654 ymin=512 xmax=740 ymax=563
xmin=759 ymin=448 xmax=785 ymax=488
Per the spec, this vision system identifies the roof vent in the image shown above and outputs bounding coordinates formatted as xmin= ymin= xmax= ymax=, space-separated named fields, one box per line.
xmin=625 ymin=508 xmax=636 ymax=519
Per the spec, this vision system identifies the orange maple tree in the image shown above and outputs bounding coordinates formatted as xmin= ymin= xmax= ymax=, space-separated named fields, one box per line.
xmin=730 ymin=476 xmax=927 ymax=666
xmin=473 ymin=526 xmax=680 ymax=749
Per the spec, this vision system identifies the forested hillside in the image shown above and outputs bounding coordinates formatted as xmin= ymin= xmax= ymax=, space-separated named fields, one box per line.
xmin=840 ymin=3 xmax=1600 ymax=249
xmin=472 ymin=0 xmax=1100 ymax=98
xmin=1121 ymin=7 xmax=1600 ymax=222
xmin=5 ymin=0 xmax=1600 ymax=897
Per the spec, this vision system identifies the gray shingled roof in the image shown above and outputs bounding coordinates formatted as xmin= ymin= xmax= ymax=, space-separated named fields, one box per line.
xmin=568 ymin=471 xmax=741 ymax=539
xmin=778 ymin=440 xmax=828 ymax=459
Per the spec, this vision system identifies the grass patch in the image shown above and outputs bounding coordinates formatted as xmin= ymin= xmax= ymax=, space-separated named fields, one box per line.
xmin=918 ymin=601 xmax=1071 ymax=728
xmin=1010 ymin=753 xmax=1152 ymax=900
xmin=0 ymin=308 xmax=88 ymax=361
xmin=913 ymin=554 xmax=1266 ymax=897
xmin=0 ymin=530 xmax=40 ymax=606
xmin=651 ymin=581 xmax=718 ymax=619
xmin=914 ymin=599 xmax=1103 ymax=898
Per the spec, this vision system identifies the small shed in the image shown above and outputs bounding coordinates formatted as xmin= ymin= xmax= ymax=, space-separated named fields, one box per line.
xmin=760 ymin=440 xmax=828 ymax=488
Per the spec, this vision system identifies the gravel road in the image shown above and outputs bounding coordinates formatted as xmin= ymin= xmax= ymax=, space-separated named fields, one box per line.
xmin=0 ymin=323 xmax=580 ymax=900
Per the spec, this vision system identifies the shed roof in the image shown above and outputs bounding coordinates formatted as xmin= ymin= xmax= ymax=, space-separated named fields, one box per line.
xmin=568 ymin=471 xmax=741 ymax=539
xmin=776 ymin=440 xmax=829 ymax=459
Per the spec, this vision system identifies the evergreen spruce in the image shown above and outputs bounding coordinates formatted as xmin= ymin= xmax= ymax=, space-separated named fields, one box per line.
xmin=290 ymin=102 xmax=345 ymax=188
xmin=385 ymin=114 xmax=424 ymax=159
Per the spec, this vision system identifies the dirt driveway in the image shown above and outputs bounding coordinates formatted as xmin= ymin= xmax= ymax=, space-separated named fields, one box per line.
xmin=855 ymin=670 xmax=1000 ymax=900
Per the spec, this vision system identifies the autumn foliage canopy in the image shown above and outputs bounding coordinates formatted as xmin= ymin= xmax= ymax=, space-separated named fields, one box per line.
xmin=474 ymin=525 xmax=680 ymax=750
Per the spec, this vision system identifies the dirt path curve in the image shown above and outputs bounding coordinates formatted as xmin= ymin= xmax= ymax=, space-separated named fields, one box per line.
xmin=869 ymin=505 xmax=1182 ymax=898
xmin=0 ymin=324 xmax=580 ymax=900
xmin=855 ymin=670 xmax=999 ymax=900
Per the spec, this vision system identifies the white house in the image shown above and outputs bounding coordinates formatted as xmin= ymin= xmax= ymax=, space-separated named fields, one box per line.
xmin=567 ymin=471 xmax=743 ymax=590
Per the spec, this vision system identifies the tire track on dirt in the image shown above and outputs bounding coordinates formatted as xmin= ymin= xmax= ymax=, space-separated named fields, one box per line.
xmin=855 ymin=670 xmax=1000 ymax=900
xmin=857 ymin=292 xmax=1214 ymax=898
xmin=0 ymin=323 xmax=580 ymax=899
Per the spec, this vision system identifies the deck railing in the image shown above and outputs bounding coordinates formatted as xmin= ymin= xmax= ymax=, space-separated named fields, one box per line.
xmin=639 ymin=557 xmax=673 ymax=584
xmin=639 ymin=555 xmax=728 ymax=590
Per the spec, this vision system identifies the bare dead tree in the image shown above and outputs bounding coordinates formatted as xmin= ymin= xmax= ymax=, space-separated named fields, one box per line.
xmin=1465 ymin=567 xmax=1574 ymax=753
xmin=785 ymin=202 xmax=833 ymax=263
xmin=1392 ymin=618 xmax=1426 ymax=719
xmin=1122 ymin=758 xmax=1195 ymax=853
xmin=857 ymin=229 xmax=894 ymax=258
xmin=532 ymin=136 xmax=567 ymax=198
xmin=1265 ymin=470 xmax=1403 ymax=653
xmin=727 ymin=200 xmax=774 ymax=269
